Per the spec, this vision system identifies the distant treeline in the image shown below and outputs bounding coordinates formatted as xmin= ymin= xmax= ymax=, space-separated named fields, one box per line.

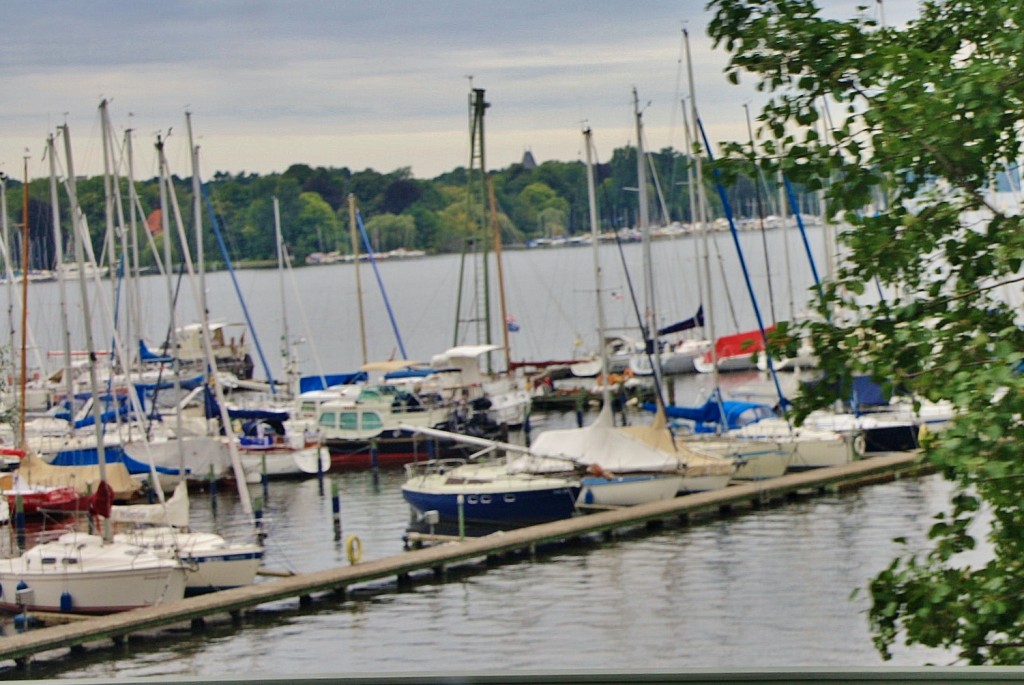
xmin=6 ymin=145 xmax=819 ymax=269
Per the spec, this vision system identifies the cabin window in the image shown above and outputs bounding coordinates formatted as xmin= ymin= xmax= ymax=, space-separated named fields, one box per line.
xmin=360 ymin=388 xmax=383 ymax=402
xmin=362 ymin=412 xmax=383 ymax=430
xmin=318 ymin=412 xmax=337 ymax=429
xmin=339 ymin=412 xmax=359 ymax=430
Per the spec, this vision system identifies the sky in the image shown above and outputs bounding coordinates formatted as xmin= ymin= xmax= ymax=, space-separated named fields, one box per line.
xmin=1 ymin=1 xmax=915 ymax=184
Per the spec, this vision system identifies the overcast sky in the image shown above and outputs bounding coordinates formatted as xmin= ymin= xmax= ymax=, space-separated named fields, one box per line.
xmin=1 ymin=1 xmax=913 ymax=183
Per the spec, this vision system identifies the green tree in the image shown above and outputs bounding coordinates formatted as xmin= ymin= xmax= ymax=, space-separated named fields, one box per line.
xmin=296 ymin=191 xmax=343 ymax=254
xmin=512 ymin=182 xmax=570 ymax=239
xmin=364 ymin=213 xmax=416 ymax=252
xmin=709 ymin=0 xmax=1024 ymax=664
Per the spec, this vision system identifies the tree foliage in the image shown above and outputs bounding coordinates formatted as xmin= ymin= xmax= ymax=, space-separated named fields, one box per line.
xmin=709 ymin=0 xmax=1024 ymax=664
xmin=10 ymin=135 xmax=810 ymax=269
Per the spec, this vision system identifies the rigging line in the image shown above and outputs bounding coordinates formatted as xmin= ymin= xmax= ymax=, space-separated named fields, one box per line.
xmin=282 ymin=241 xmax=330 ymax=386
xmin=782 ymin=175 xmax=828 ymax=317
xmin=145 ymin=263 xmax=189 ymax=437
xmin=355 ymin=209 xmax=408 ymax=360
xmin=698 ymin=117 xmax=788 ymax=411
xmin=612 ymin=231 xmax=672 ymax=428
xmin=201 ymin=186 xmax=276 ymax=389
xmin=744 ymin=104 xmax=777 ymax=325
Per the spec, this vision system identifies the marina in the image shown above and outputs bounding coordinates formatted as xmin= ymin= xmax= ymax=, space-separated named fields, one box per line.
xmin=0 ymin=450 xmax=927 ymax=670
xmin=0 ymin=223 xmax=971 ymax=675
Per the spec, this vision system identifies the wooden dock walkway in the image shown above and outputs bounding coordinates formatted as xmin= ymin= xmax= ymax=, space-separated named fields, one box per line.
xmin=0 ymin=450 xmax=927 ymax=668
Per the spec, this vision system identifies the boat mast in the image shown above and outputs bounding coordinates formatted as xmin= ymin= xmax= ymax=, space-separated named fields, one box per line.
xmin=457 ymin=88 xmax=493 ymax=361
xmin=273 ymin=197 xmax=295 ymax=393
xmin=584 ymin=128 xmax=611 ymax=412
xmin=61 ymin=124 xmax=112 ymax=540
xmin=156 ymin=134 xmax=186 ymax=470
xmin=18 ymin=154 xmax=30 ymax=449
xmin=182 ymin=135 xmax=254 ymax=519
xmin=0 ymin=173 xmax=13 ymax=381
xmin=634 ymin=87 xmax=665 ymax=391
xmin=348 ymin=193 xmax=368 ymax=366
xmin=46 ymin=134 xmax=77 ymax=439
xmin=684 ymin=29 xmax=723 ymax=403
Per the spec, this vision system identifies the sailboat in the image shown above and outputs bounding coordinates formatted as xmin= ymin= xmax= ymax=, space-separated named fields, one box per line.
xmin=111 ymin=481 xmax=264 ymax=595
xmin=401 ymin=449 xmax=582 ymax=529
xmin=519 ymin=125 xmax=696 ymax=506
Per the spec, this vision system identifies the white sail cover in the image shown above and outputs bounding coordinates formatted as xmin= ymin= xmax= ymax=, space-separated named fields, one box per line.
xmin=511 ymin=407 xmax=683 ymax=474
xmin=109 ymin=480 xmax=190 ymax=528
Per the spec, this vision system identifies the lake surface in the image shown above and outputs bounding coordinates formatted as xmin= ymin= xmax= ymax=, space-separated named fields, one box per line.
xmin=0 ymin=230 xmax=965 ymax=676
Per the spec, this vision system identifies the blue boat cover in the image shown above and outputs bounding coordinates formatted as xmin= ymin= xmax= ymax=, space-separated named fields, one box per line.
xmin=646 ymin=393 xmax=775 ymax=433
xmin=139 ymin=339 xmax=174 ymax=364
xmin=49 ymin=446 xmax=185 ymax=475
xmin=384 ymin=368 xmax=436 ymax=381
xmin=298 ymin=372 xmax=368 ymax=393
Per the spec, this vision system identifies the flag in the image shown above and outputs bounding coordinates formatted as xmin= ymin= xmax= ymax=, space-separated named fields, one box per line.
xmin=611 ymin=291 xmax=624 ymax=301
xmin=146 ymin=209 xmax=163 ymax=236
xmin=506 ymin=315 xmax=520 ymax=333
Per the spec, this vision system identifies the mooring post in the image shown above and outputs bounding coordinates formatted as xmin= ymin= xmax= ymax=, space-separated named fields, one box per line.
xmin=261 ymin=453 xmax=269 ymax=499
xmin=209 ymin=464 xmax=218 ymax=516
xmin=332 ymin=478 xmax=342 ymax=541
xmin=15 ymin=492 xmax=25 ymax=551
xmin=316 ymin=444 xmax=325 ymax=491
xmin=254 ymin=495 xmax=265 ymax=542
xmin=457 ymin=494 xmax=465 ymax=540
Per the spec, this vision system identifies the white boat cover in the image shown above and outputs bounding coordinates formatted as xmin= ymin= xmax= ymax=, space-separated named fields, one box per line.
xmin=512 ymin=407 xmax=684 ymax=474
xmin=110 ymin=480 xmax=190 ymax=528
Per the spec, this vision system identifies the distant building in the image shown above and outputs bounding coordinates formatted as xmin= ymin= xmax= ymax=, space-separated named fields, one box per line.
xmin=521 ymin=149 xmax=537 ymax=170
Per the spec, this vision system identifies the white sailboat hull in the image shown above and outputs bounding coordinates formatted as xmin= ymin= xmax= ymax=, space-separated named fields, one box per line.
xmin=114 ymin=528 xmax=263 ymax=594
xmin=578 ymin=473 xmax=683 ymax=507
xmin=0 ymin=533 xmax=186 ymax=614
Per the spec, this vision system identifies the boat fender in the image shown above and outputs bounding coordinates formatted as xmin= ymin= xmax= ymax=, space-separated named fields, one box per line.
xmin=60 ymin=591 xmax=73 ymax=613
xmin=345 ymin=534 xmax=363 ymax=565
xmin=852 ymin=433 xmax=867 ymax=458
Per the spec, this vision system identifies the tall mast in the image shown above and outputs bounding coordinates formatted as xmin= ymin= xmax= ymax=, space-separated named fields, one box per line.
xmin=584 ymin=127 xmax=611 ymax=412
xmin=18 ymin=154 xmax=30 ymax=449
xmin=684 ymin=29 xmax=720 ymax=391
xmin=47 ymin=134 xmax=76 ymax=438
xmin=273 ymin=197 xmax=295 ymax=394
xmin=348 ymin=193 xmax=367 ymax=366
xmin=0 ymin=173 xmax=13 ymax=374
xmin=181 ymin=136 xmax=254 ymax=519
xmin=62 ymin=124 xmax=111 ymax=540
xmin=156 ymin=135 xmax=186 ymax=468
xmin=186 ymin=112 xmax=209 ymax=332
xmin=634 ymin=87 xmax=664 ymax=389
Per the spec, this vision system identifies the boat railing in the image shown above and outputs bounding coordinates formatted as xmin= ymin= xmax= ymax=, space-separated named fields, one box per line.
xmin=403 ymin=458 xmax=469 ymax=478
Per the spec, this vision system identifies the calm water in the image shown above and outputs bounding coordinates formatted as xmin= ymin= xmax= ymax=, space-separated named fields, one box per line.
xmin=0 ymin=230 xmax=966 ymax=675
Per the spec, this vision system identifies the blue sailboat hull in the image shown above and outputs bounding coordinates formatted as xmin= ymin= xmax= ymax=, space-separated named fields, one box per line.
xmin=402 ymin=485 xmax=580 ymax=528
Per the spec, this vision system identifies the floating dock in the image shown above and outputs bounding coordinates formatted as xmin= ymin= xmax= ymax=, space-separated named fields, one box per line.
xmin=0 ymin=451 xmax=927 ymax=668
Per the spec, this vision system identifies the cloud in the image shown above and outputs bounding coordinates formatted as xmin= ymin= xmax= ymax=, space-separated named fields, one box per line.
xmin=0 ymin=0 xmax=915 ymax=180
